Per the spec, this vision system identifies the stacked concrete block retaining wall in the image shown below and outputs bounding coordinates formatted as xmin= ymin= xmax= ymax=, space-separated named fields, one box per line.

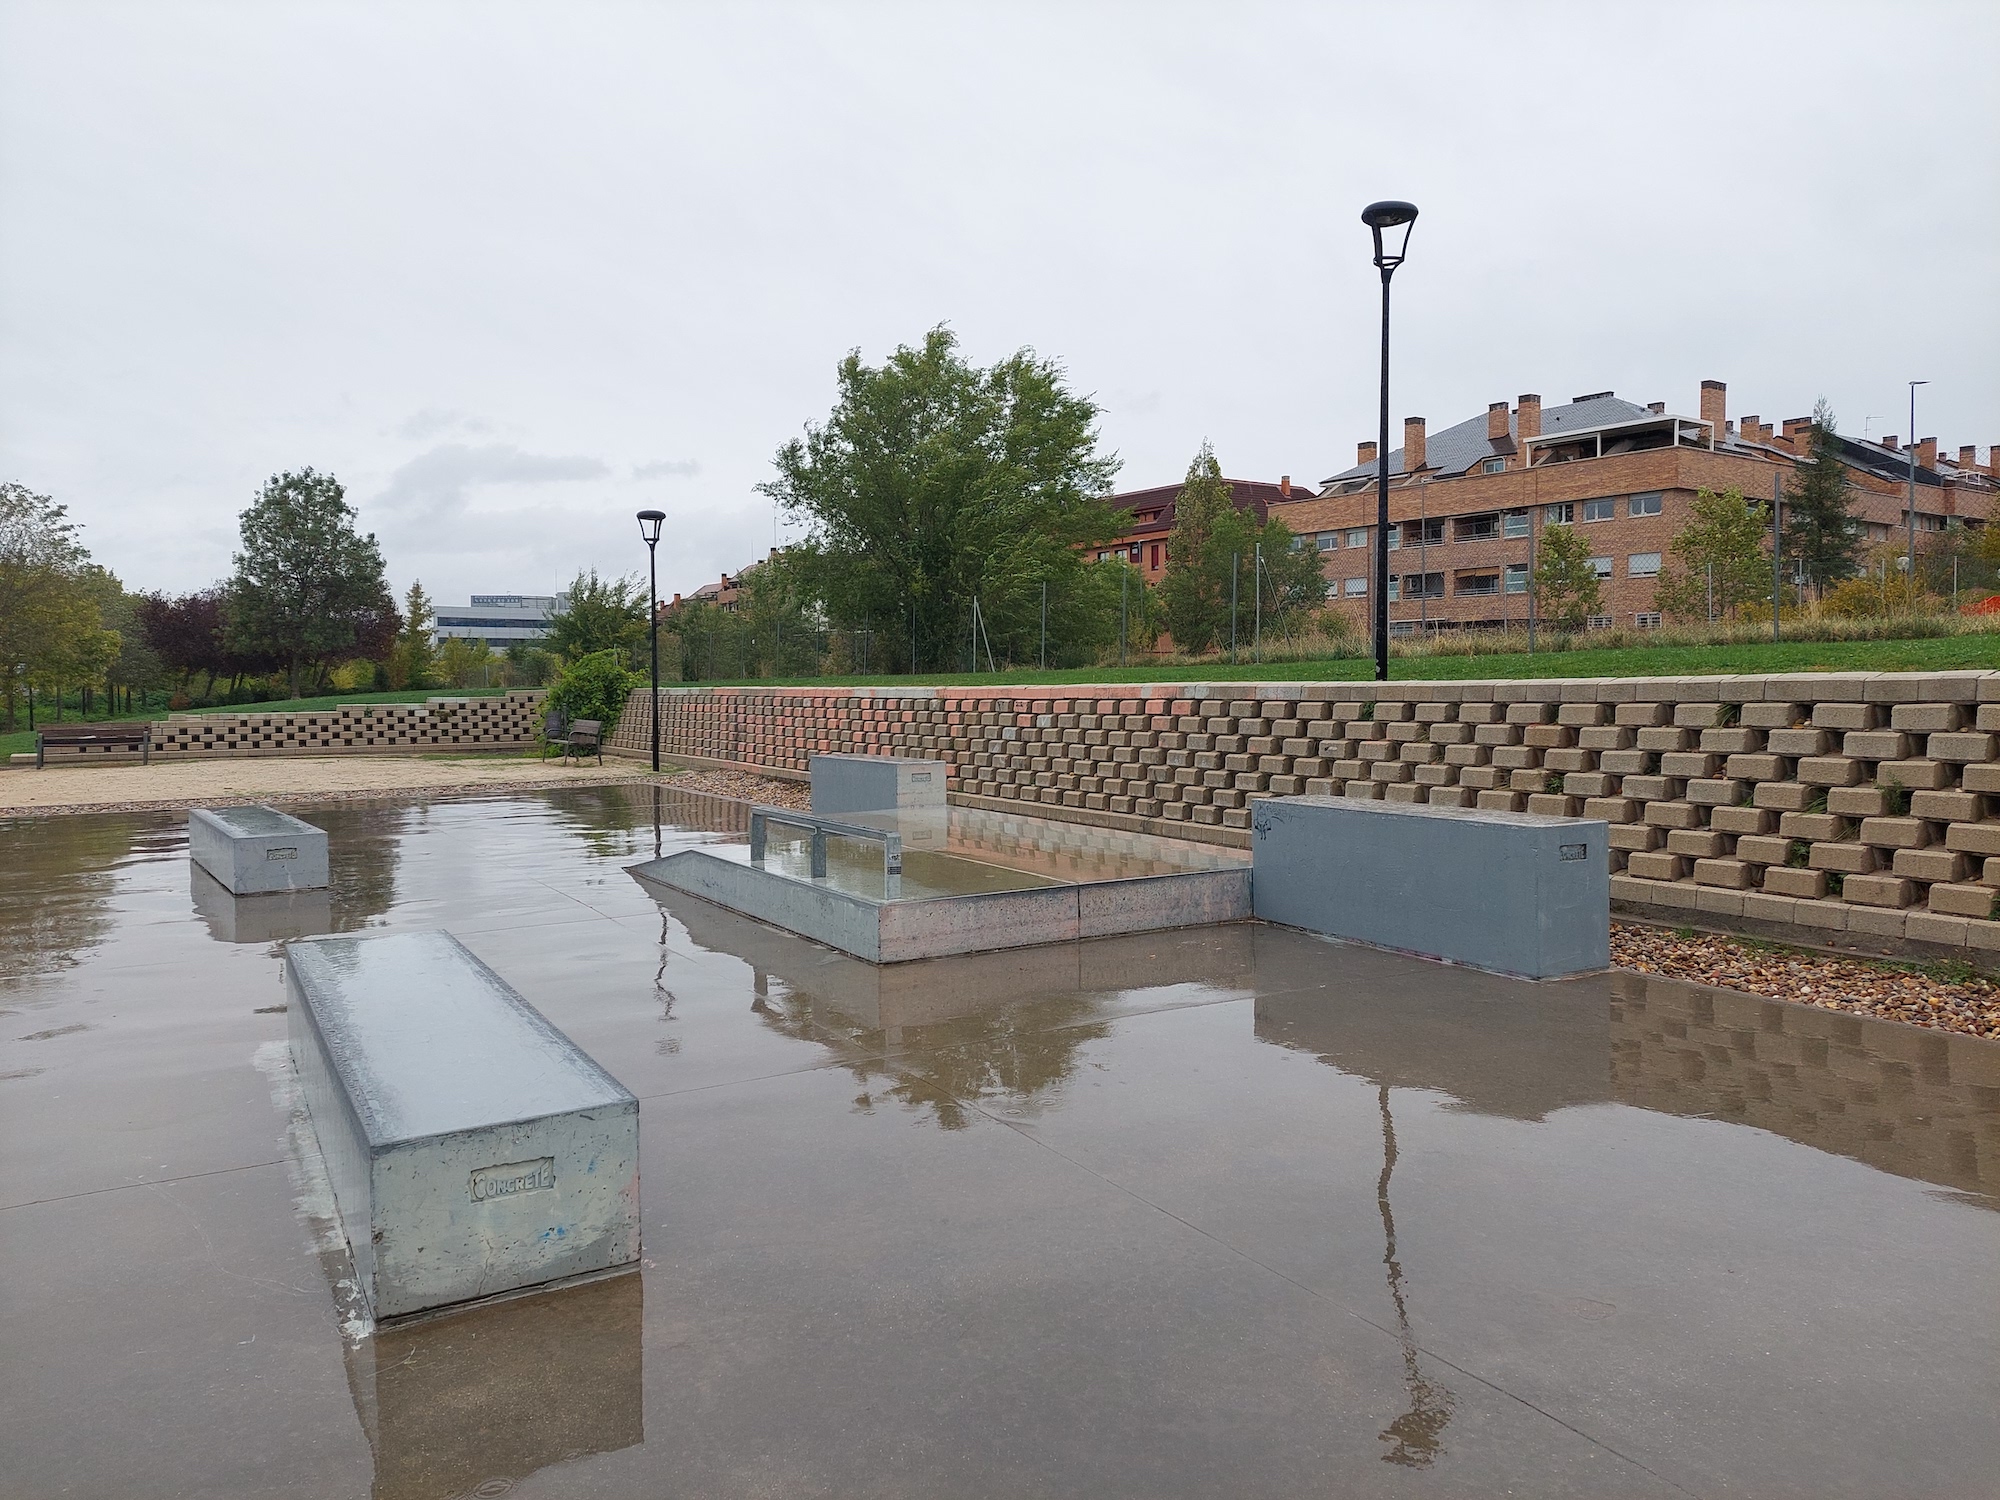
xmin=40 ymin=692 xmax=548 ymax=763
xmin=615 ymin=673 xmax=2000 ymax=956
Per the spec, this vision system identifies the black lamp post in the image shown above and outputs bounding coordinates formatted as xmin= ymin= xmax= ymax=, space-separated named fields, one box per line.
xmin=637 ymin=509 xmax=666 ymax=773
xmin=1362 ymin=199 xmax=1418 ymax=682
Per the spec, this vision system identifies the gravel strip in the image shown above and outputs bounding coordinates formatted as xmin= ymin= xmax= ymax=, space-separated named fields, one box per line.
xmin=665 ymin=769 xmax=811 ymax=808
xmin=1612 ymin=920 xmax=2000 ymax=1040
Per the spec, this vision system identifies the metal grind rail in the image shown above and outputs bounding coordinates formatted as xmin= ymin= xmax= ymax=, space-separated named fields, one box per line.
xmin=748 ymin=805 xmax=904 ymax=898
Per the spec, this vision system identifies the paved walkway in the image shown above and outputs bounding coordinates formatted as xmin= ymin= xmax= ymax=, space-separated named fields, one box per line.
xmin=0 ymin=754 xmax=642 ymax=817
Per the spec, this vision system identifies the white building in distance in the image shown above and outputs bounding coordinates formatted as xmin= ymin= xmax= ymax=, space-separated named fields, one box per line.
xmin=432 ymin=594 xmax=565 ymax=649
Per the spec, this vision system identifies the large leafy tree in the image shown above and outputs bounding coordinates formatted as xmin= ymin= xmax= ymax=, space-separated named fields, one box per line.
xmin=0 ymin=482 xmax=118 ymax=730
xmin=1783 ymin=399 xmax=1862 ymax=598
xmin=547 ymin=569 xmax=647 ymax=664
xmin=1652 ymin=487 xmax=1773 ymax=622
xmin=761 ymin=326 xmax=1124 ymax=671
xmin=225 ymin=469 xmax=393 ymax=698
xmin=1531 ymin=523 xmax=1603 ymax=631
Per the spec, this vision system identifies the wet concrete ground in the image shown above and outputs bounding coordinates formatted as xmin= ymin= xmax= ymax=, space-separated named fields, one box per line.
xmin=2 ymin=783 xmax=1996 ymax=1499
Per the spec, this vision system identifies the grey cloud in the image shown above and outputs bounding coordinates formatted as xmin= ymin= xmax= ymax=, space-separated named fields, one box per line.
xmin=632 ymin=458 xmax=702 ymax=480
xmin=368 ymin=443 xmax=610 ymax=548
xmin=395 ymin=408 xmax=492 ymax=442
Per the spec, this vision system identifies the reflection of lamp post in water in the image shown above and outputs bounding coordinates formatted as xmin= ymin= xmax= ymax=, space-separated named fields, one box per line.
xmin=1375 ymin=1084 xmax=1455 ymax=1468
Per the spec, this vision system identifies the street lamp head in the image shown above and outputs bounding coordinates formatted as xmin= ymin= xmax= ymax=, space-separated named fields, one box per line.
xmin=1361 ymin=200 xmax=1419 ymax=270
xmin=636 ymin=509 xmax=666 ymax=546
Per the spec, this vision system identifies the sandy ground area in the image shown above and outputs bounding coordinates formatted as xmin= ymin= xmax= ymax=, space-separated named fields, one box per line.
xmin=0 ymin=754 xmax=806 ymax=819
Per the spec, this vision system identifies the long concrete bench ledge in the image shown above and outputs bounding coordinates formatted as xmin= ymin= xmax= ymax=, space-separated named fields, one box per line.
xmin=285 ymin=929 xmax=640 ymax=1321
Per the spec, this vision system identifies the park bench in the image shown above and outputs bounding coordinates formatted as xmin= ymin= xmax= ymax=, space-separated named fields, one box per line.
xmin=564 ymin=718 xmax=604 ymax=765
xmin=539 ymin=706 xmax=571 ymax=760
xmin=34 ymin=721 xmax=152 ymax=768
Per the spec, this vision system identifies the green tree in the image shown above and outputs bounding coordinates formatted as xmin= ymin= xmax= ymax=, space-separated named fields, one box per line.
xmin=1783 ymin=399 xmax=1862 ymax=598
xmin=504 ymin=640 xmax=558 ymax=687
xmin=0 ymin=482 xmax=112 ymax=730
xmin=225 ymin=469 xmax=393 ymax=699
xmin=1531 ymin=523 xmax=1603 ymax=631
xmin=389 ymin=581 xmax=438 ymax=690
xmin=435 ymin=635 xmax=494 ymax=688
xmin=547 ymin=648 xmax=642 ymax=729
xmin=762 ymin=325 xmax=1123 ymax=672
xmin=1158 ymin=443 xmax=1239 ymax=653
xmin=1652 ymin=487 xmax=1773 ymax=622
xmin=1258 ymin=520 xmax=1331 ymax=636
xmin=547 ymin=569 xmax=647 ymax=664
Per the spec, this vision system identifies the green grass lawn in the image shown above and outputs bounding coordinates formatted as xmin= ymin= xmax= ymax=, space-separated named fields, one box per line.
xmin=1 ymin=687 xmax=516 ymax=764
xmin=675 ymin=633 xmax=2000 ymax=691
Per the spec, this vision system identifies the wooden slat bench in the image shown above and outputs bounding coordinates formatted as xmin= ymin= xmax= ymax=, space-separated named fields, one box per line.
xmin=35 ymin=722 xmax=153 ymax=768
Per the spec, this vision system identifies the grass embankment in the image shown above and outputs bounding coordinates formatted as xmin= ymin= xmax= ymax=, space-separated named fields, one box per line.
xmin=0 ymin=687 xmax=515 ymax=763
xmin=675 ymin=632 xmax=2000 ymax=691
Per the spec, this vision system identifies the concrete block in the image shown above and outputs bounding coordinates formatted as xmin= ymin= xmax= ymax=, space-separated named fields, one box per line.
xmin=810 ymin=754 xmax=947 ymax=815
xmin=1743 ymin=892 xmax=1797 ymax=925
xmin=286 ymin=931 xmax=640 ymax=1321
xmin=1844 ymin=905 xmax=1908 ymax=938
xmin=1905 ymin=912 xmax=1970 ymax=947
xmin=188 ymin=804 xmax=330 ymax=894
xmin=1761 ymin=866 xmax=1826 ymax=899
xmin=1928 ymin=882 xmax=1998 ymax=920
xmin=1251 ymin=797 xmax=1608 ymax=979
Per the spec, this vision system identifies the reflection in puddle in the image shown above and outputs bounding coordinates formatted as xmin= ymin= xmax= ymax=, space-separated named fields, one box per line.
xmin=342 ymin=1272 xmax=644 ymax=1500
xmin=189 ymin=863 xmax=334 ymax=944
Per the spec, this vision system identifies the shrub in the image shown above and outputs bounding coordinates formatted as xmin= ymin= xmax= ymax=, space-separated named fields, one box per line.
xmin=547 ymin=649 xmax=642 ymax=731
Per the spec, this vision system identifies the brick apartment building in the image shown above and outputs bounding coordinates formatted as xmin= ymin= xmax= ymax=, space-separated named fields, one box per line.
xmin=1093 ymin=476 xmax=1308 ymax=582
xmin=1270 ymin=381 xmax=1995 ymax=634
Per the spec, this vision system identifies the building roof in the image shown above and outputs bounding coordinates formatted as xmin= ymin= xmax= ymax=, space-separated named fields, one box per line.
xmin=1321 ymin=395 xmax=1656 ymax=486
xmin=1108 ymin=478 xmax=1312 ymax=538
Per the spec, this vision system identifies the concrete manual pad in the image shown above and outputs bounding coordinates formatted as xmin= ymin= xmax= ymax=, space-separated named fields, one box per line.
xmin=1252 ymin=795 xmax=1608 ymax=978
xmin=810 ymin=752 xmax=947 ymax=814
xmin=188 ymin=802 xmax=331 ymax=893
xmin=285 ymin=928 xmax=639 ymax=1320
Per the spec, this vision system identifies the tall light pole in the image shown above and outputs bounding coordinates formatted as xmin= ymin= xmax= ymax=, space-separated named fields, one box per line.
xmin=1362 ymin=200 xmax=1418 ymax=682
xmin=637 ymin=509 xmax=666 ymax=773
xmin=1905 ymin=380 xmax=1928 ymax=593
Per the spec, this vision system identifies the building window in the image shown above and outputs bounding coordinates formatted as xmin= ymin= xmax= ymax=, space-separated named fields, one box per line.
xmin=1386 ymin=529 xmax=1401 ymax=550
xmin=1290 ymin=535 xmax=1308 ymax=550
xmin=1581 ymin=498 xmax=1615 ymax=522
xmin=1634 ymin=611 xmax=1662 ymax=628
xmin=1402 ymin=572 xmax=1445 ymax=599
xmin=1502 ymin=509 xmax=1530 ymax=539
xmin=1149 ymin=543 xmax=1160 ymax=569
xmin=1482 ymin=458 xmax=1506 ymax=475
xmin=1454 ymin=513 xmax=1499 ymax=542
xmin=1628 ymin=552 xmax=1662 ymax=577
xmin=1504 ymin=563 xmax=1529 ymax=594
xmin=1096 ymin=550 xmax=1110 ymax=562
xmin=1590 ymin=556 xmax=1613 ymax=579
xmin=1545 ymin=501 xmax=1574 ymax=525
xmin=1413 ymin=519 xmax=1445 ymax=546
xmin=1388 ymin=620 xmax=1418 ymax=637
xmin=1586 ymin=615 xmax=1612 ymax=630
xmin=1129 ymin=544 xmax=1141 ymax=563
xmin=1344 ymin=527 xmax=1367 ymax=548
xmin=1316 ymin=531 xmax=1337 ymax=551
xmin=1386 ymin=577 xmax=1400 ymax=601
xmin=1343 ymin=576 xmax=1367 ymax=597
xmin=1457 ymin=573 xmax=1500 ymax=596
xmin=1629 ymin=492 xmax=1663 ymax=517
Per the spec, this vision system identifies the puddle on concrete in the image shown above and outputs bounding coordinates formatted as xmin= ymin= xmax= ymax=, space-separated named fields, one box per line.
xmin=2 ymin=782 xmax=1996 ymax=1499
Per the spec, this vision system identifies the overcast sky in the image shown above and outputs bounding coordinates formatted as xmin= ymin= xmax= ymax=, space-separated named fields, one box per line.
xmin=2 ymin=2 xmax=1995 ymax=609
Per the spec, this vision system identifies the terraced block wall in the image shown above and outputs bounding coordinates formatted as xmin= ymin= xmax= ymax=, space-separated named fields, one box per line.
xmin=123 ymin=692 xmax=546 ymax=761
xmin=612 ymin=672 xmax=2000 ymax=956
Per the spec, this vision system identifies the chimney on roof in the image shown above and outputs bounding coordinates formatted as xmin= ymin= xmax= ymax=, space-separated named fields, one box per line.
xmin=1486 ymin=401 xmax=1509 ymax=440
xmin=1740 ymin=413 xmax=1761 ymax=442
xmin=1959 ymin=446 xmax=1976 ymax=472
xmin=1699 ymin=380 xmax=1726 ymax=437
xmin=1881 ymin=434 xmax=1899 ymax=451
xmin=1279 ymin=475 xmax=1291 ymax=498
xmin=1516 ymin=395 xmax=1542 ymax=443
xmin=1780 ymin=417 xmax=1812 ymax=452
xmin=1403 ymin=417 xmax=1427 ymax=472
xmin=1915 ymin=437 xmax=1938 ymax=471
xmin=1648 ymin=401 xmax=1666 ymax=415
xmin=672 ymin=592 xmax=682 ymax=606
xmin=1358 ymin=439 xmax=1377 ymax=467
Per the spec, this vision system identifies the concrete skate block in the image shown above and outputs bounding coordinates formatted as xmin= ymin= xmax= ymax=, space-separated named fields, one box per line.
xmin=810 ymin=754 xmax=947 ymax=815
xmin=188 ymin=804 xmax=330 ymax=894
xmin=285 ymin=930 xmax=639 ymax=1322
xmin=1250 ymin=796 xmax=1608 ymax=979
